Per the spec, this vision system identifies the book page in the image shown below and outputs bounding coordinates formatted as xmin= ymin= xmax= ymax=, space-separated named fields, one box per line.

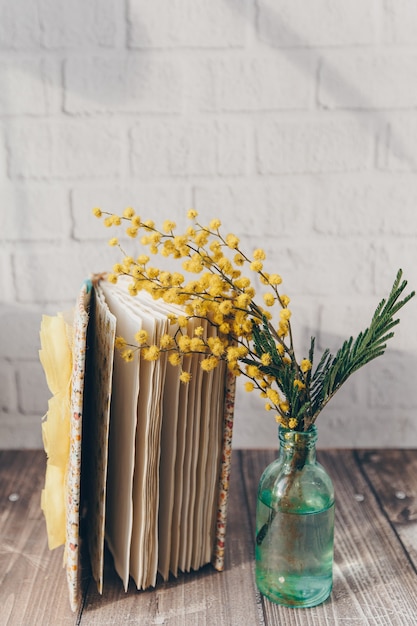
xmin=132 ymin=292 xmax=183 ymax=583
xmin=191 ymin=330 xmax=214 ymax=570
xmin=129 ymin=306 xmax=158 ymax=590
xmin=157 ymin=327 xmax=181 ymax=581
xmin=143 ymin=311 xmax=168 ymax=589
xmin=169 ymin=353 xmax=192 ymax=577
xmin=99 ymin=282 xmax=141 ymax=591
xmin=113 ymin=283 xmax=187 ymax=584
xmin=179 ymin=319 xmax=204 ymax=573
xmin=110 ymin=281 xmax=167 ymax=590
xmin=201 ymin=359 xmax=225 ymax=565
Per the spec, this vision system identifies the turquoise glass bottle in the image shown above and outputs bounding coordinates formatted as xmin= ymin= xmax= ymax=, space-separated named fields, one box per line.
xmin=255 ymin=425 xmax=334 ymax=608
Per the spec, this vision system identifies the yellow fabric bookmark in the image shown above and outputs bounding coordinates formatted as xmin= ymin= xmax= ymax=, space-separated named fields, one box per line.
xmin=39 ymin=313 xmax=72 ymax=550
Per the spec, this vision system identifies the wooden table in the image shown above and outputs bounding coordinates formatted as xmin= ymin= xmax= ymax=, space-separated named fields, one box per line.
xmin=1 ymin=449 xmax=417 ymax=625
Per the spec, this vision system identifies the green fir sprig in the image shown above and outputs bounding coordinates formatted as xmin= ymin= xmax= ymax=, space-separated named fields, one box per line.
xmin=249 ymin=269 xmax=414 ymax=431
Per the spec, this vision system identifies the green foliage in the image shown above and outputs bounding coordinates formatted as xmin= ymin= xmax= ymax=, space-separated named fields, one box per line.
xmin=307 ymin=269 xmax=414 ymax=425
xmin=249 ymin=269 xmax=415 ymax=431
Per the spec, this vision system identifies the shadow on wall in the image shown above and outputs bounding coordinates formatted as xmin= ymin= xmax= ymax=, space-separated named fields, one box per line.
xmin=224 ymin=0 xmax=412 ymax=167
xmin=0 ymin=0 xmax=412 ymax=165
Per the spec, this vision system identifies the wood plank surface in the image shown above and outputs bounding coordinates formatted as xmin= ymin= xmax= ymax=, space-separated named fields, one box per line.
xmin=1 ymin=449 xmax=417 ymax=625
xmin=356 ymin=449 xmax=417 ymax=571
xmin=0 ymin=451 xmax=74 ymax=626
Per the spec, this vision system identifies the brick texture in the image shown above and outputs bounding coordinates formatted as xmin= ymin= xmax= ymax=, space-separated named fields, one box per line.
xmin=0 ymin=0 xmax=43 ymax=48
xmin=127 ymin=0 xmax=249 ymax=49
xmin=38 ymin=0 xmax=119 ymax=49
xmin=319 ymin=53 xmax=417 ymax=110
xmin=64 ymin=55 xmax=184 ymax=114
xmin=7 ymin=122 xmax=123 ymax=179
xmin=1 ymin=1 xmax=417 ymax=448
xmin=1 ymin=185 xmax=70 ymax=240
xmin=256 ymin=0 xmax=376 ymax=47
xmin=256 ymin=117 xmax=373 ymax=174
xmin=204 ymin=54 xmax=315 ymax=111
xmin=0 ymin=59 xmax=50 ymax=116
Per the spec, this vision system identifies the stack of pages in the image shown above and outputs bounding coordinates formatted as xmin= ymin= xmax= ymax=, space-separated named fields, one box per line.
xmin=40 ymin=277 xmax=235 ymax=611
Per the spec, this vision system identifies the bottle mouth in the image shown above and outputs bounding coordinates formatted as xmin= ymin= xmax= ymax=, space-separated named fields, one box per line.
xmin=278 ymin=424 xmax=318 ymax=446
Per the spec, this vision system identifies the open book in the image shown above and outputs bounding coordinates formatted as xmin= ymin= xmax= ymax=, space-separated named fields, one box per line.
xmin=39 ymin=276 xmax=235 ymax=612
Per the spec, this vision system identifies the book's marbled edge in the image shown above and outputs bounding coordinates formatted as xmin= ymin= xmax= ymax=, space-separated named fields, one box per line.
xmin=212 ymin=369 xmax=236 ymax=572
xmin=66 ymin=283 xmax=90 ymax=612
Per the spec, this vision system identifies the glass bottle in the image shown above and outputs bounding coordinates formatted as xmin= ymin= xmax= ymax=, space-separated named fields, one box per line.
xmin=255 ymin=425 xmax=334 ymax=608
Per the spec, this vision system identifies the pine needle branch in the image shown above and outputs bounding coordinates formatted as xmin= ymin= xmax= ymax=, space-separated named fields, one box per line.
xmin=308 ymin=269 xmax=415 ymax=424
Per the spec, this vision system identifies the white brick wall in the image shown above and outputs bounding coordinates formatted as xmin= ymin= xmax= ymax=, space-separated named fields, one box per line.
xmin=1 ymin=0 xmax=417 ymax=449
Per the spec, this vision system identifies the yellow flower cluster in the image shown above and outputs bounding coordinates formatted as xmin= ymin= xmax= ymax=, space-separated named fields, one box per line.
xmin=94 ymin=207 xmax=314 ymax=430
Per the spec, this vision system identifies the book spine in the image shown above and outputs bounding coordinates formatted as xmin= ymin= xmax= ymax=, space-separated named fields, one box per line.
xmin=66 ymin=283 xmax=90 ymax=612
xmin=212 ymin=370 xmax=236 ymax=571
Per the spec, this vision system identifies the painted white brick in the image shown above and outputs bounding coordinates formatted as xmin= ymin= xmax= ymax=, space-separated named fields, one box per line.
xmin=232 ymin=382 xmax=278 ymax=448
xmin=0 ymin=361 xmax=17 ymax=413
xmin=319 ymin=53 xmax=417 ymax=110
xmin=256 ymin=117 xmax=373 ymax=174
xmin=260 ymin=240 xmax=375 ymax=298
xmin=312 ymin=174 xmax=417 ymax=236
xmin=0 ymin=0 xmax=42 ymax=48
xmin=0 ymin=125 xmax=7 ymax=181
xmin=130 ymin=120 xmax=218 ymax=178
xmin=382 ymin=0 xmax=417 ymax=45
xmin=7 ymin=122 xmax=123 ymax=179
xmin=0 ymin=58 xmax=50 ymax=116
xmin=13 ymin=242 xmax=119 ymax=303
xmin=315 ymin=404 xmax=363 ymax=448
xmin=17 ymin=361 xmax=50 ymax=415
xmin=194 ymin=181 xmax=313 ymax=237
xmin=0 ymin=415 xmax=43 ymax=448
xmin=41 ymin=57 xmax=64 ymax=115
xmin=0 ymin=251 xmax=15 ymax=304
xmin=179 ymin=56 xmax=215 ymax=114
xmin=385 ymin=116 xmax=417 ymax=172
xmin=0 ymin=306 xmax=44 ymax=359
xmin=257 ymin=0 xmax=376 ymax=47
xmin=204 ymin=53 xmax=315 ymax=111
xmin=1 ymin=185 xmax=70 ymax=240
xmin=39 ymin=0 xmax=118 ymax=48
xmin=317 ymin=406 xmax=417 ymax=448
xmin=369 ymin=357 xmax=417 ymax=410
xmin=65 ymin=55 xmax=183 ymax=115
xmin=71 ymin=185 xmax=189 ymax=240
xmin=128 ymin=0 xmax=249 ymax=48
xmin=216 ymin=120 xmax=249 ymax=176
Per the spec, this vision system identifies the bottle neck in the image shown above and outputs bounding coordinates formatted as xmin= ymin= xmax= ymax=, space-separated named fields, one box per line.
xmin=278 ymin=425 xmax=318 ymax=467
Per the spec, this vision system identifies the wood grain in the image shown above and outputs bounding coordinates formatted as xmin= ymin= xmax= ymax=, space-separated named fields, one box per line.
xmin=1 ymin=449 xmax=417 ymax=625
xmin=357 ymin=449 xmax=417 ymax=570
xmin=0 ymin=451 xmax=76 ymax=625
